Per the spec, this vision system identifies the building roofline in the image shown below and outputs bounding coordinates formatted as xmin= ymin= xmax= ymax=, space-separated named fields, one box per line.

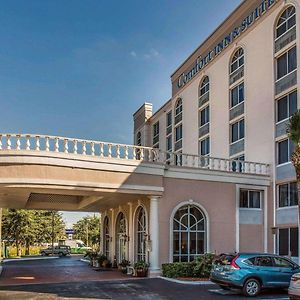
xmin=133 ymin=102 xmax=153 ymax=117
xmin=150 ymin=98 xmax=172 ymax=121
xmin=170 ymin=0 xmax=248 ymax=78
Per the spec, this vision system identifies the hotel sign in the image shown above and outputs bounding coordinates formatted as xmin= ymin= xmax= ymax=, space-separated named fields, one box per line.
xmin=176 ymin=0 xmax=277 ymax=90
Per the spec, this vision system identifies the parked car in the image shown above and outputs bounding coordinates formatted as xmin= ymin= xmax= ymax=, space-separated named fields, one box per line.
xmin=40 ymin=245 xmax=71 ymax=257
xmin=210 ymin=253 xmax=300 ymax=297
xmin=288 ymin=273 xmax=300 ymax=299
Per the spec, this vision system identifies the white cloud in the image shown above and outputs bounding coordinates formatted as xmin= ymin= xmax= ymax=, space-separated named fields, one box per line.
xmin=144 ymin=48 xmax=160 ymax=59
xmin=130 ymin=51 xmax=137 ymax=57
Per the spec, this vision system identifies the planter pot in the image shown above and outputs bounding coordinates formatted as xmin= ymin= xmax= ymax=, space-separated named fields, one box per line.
xmin=135 ymin=269 xmax=147 ymax=277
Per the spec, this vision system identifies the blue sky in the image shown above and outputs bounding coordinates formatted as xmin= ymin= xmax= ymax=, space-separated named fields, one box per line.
xmin=0 ymin=0 xmax=240 ymax=224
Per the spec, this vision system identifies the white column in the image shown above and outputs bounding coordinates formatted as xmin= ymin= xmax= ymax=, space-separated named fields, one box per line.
xmin=128 ymin=202 xmax=134 ymax=263
xmin=149 ymin=196 xmax=160 ymax=276
xmin=110 ymin=208 xmax=115 ymax=262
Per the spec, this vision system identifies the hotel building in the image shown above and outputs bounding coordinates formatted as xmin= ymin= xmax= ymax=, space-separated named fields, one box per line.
xmin=132 ymin=0 xmax=299 ymax=265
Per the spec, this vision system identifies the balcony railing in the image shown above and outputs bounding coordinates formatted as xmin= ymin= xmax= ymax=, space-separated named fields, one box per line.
xmin=0 ymin=133 xmax=270 ymax=176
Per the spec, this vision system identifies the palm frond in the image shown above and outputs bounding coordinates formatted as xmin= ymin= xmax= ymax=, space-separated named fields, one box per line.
xmin=287 ymin=110 xmax=300 ymax=145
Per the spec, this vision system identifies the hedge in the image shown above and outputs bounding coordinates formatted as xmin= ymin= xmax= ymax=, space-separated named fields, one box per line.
xmin=162 ymin=253 xmax=216 ymax=278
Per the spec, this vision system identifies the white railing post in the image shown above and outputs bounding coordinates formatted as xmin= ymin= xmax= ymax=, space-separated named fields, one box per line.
xmin=0 ymin=135 xmax=2 ymax=150
xmin=108 ymin=144 xmax=112 ymax=158
xmin=16 ymin=135 xmax=21 ymax=150
xmin=99 ymin=143 xmax=104 ymax=157
xmin=55 ymin=137 xmax=59 ymax=152
xmin=133 ymin=147 xmax=136 ymax=160
xmin=6 ymin=134 xmax=11 ymax=150
xmin=73 ymin=140 xmax=78 ymax=154
xmin=116 ymin=145 xmax=120 ymax=159
xmin=35 ymin=136 xmax=40 ymax=151
xmin=91 ymin=142 xmax=95 ymax=156
xmin=45 ymin=136 xmax=50 ymax=151
xmin=64 ymin=139 xmax=68 ymax=154
xmin=125 ymin=146 xmax=128 ymax=159
xmin=82 ymin=141 xmax=86 ymax=155
xmin=26 ymin=135 xmax=31 ymax=150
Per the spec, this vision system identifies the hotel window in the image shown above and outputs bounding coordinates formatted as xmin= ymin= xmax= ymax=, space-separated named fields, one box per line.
xmin=230 ymin=48 xmax=244 ymax=74
xmin=175 ymin=124 xmax=183 ymax=142
xmin=136 ymin=131 xmax=141 ymax=146
xmin=279 ymin=227 xmax=298 ymax=257
xmin=278 ymin=182 xmax=298 ymax=207
xmin=199 ymin=106 xmax=209 ymax=127
xmin=200 ymin=137 xmax=210 ymax=156
xmin=231 ymin=119 xmax=244 ymax=143
xmin=230 ymin=82 xmax=244 ymax=108
xmin=166 ymin=135 xmax=172 ymax=152
xmin=153 ymin=121 xmax=159 ymax=147
xmin=173 ymin=204 xmax=206 ymax=262
xmin=277 ymin=138 xmax=295 ymax=165
xmin=174 ymin=98 xmax=183 ymax=125
xmin=276 ymin=6 xmax=296 ymax=39
xmin=239 ymin=190 xmax=261 ymax=209
xmin=276 ymin=90 xmax=297 ymax=122
xmin=276 ymin=46 xmax=297 ymax=80
xmin=199 ymin=76 xmax=209 ymax=97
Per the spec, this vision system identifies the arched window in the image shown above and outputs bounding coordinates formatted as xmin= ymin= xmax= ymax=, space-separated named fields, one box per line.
xmin=276 ymin=6 xmax=296 ymax=39
xmin=230 ymin=48 xmax=244 ymax=74
xmin=175 ymin=98 xmax=183 ymax=119
xmin=199 ymin=76 xmax=209 ymax=97
xmin=136 ymin=206 xmax=147 ymax=262
xmin=136 ymin=132 xmax=141 ymax=146
xmin=103 ymin=216 xmax=110 ymax=258
xmin=173 ymin=204 xmax=206 ymax=262
xmin=116 ymin=212 xmax=127 ymax=263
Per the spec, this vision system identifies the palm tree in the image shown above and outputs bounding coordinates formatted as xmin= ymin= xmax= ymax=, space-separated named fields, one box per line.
xmin=287 ymin=110 xmax=300 ymax=261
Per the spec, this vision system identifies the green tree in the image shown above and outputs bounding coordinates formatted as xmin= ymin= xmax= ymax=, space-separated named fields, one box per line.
xmin=2 ymin=209 xmax=66 ymax=256
xmin=73 ymin=215 xmax=100 ymax=248
xmin=287 ymin=110 xmax=300 ymax=256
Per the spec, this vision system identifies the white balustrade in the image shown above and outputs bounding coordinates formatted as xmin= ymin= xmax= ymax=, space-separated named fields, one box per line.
xmin=0 ymin=133 xmax=270 ymax=176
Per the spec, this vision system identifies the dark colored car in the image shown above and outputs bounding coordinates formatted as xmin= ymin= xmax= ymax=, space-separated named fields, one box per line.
xmin=40 ymin=245 xmax=71 ymax=257
xmin=210 ymin=253 xmax=300 ymax=297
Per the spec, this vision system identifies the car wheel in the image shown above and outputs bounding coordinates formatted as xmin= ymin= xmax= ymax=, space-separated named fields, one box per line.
xmin=58 ymin=252 xmax=63 ymax=257
xmin=243 ymin=278 xmax=261 ymax=297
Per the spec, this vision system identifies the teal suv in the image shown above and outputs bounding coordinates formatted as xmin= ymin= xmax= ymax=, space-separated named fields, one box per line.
xmin=210 ymin=253 xmax=300 ymax=297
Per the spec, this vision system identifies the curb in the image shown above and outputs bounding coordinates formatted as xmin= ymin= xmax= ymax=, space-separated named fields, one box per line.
xmin=158 ymin=276 xmax=215 ymax=285
xmin=2 ymin=256 xmax=59 ymax=263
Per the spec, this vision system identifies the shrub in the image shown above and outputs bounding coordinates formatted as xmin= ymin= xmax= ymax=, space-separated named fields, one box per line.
xmin=162 ymin=253 xmax=217 ymax=278
xmin=162 ymin=262 xmax=195 ymax=278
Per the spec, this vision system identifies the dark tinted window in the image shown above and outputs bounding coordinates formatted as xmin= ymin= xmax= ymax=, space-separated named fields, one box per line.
xmin=291 ymin=228 xmax=299 ymax=256
xmin=279 ymin=228 xmax=289 ymax=256
xmin=254 ymin=256 xmax=273 ymax=267
xmin=273 ymin=257 xmax=293 ymax=268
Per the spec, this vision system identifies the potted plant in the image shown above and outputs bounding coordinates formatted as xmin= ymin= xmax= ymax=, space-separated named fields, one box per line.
xmin=134 ymin=261 xmax=149 ymax=277
xmin=97 ymin=254 xmax=107 ymax=268
xmin=84 ymin=251 xmax=98 ymax=267
xmin=102 ymin=259 xmax=112 ymax=268
xmin=118 ymin=259 xmax=130 ymax=274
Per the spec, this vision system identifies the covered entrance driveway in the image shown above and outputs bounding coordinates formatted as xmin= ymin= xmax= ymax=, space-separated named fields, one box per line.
xmin=0 ymin=255 xmax=130 ymax=286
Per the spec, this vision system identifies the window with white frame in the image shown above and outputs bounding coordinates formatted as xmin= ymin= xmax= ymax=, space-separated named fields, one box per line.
xmin=153 ymin=121 xmax=159 ymax=147
xmin=276 ymin=6 xmax=296 ymax=39
xmin=173 ymin=204 xmax=206 ymax=262
xmin=175 ymin=98 xmax=183 ymax=125
xmin=166 ymin=135 xmax=172 ymax=152
xmin=175 ymin=124 xmax=182 ymax=142
xmin=276 ymin=46 xmax=297 ymax=80
xmin=200 ymin=137 xmax=210 ymax=156
xmin=230 ymin=82 xmax=244 ymax=108
xmin=199 ymin=76 xmax=209 ymax=97
xmin=103 ymin=216 xmax=110 ymax=259
xmin=239 ymin=190 xmax=261 ymax=208
xmin=277 ymin=138 xmax=295 ymax=165
xmin=231 ymin=119 xmax=244 ymax=143
xmin=279 ymin=227 xmax=298 ymax=257
xmin=136 ymin=206 xmax=146 ymax=262
xmin=166 ymin=111 xmax=172 ymax=129
xmin=276 ymin=90 xmax=297 ymax=122
xmin=199 ymin=106 xmax=209 ymax=127
xmin=278 ymin=182 xmax=298 ymax=207
xmin=230 ymin=48 xmax=244 ymax=74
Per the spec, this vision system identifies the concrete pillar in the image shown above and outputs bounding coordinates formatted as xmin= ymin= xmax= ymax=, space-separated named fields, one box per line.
xmin=149 ymin=196 xmax=160 ymax=276
xmin=110 ymin=208 xmax=115 ymax=261
xmin=128 ymin=202 xmax=134 ymax=263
